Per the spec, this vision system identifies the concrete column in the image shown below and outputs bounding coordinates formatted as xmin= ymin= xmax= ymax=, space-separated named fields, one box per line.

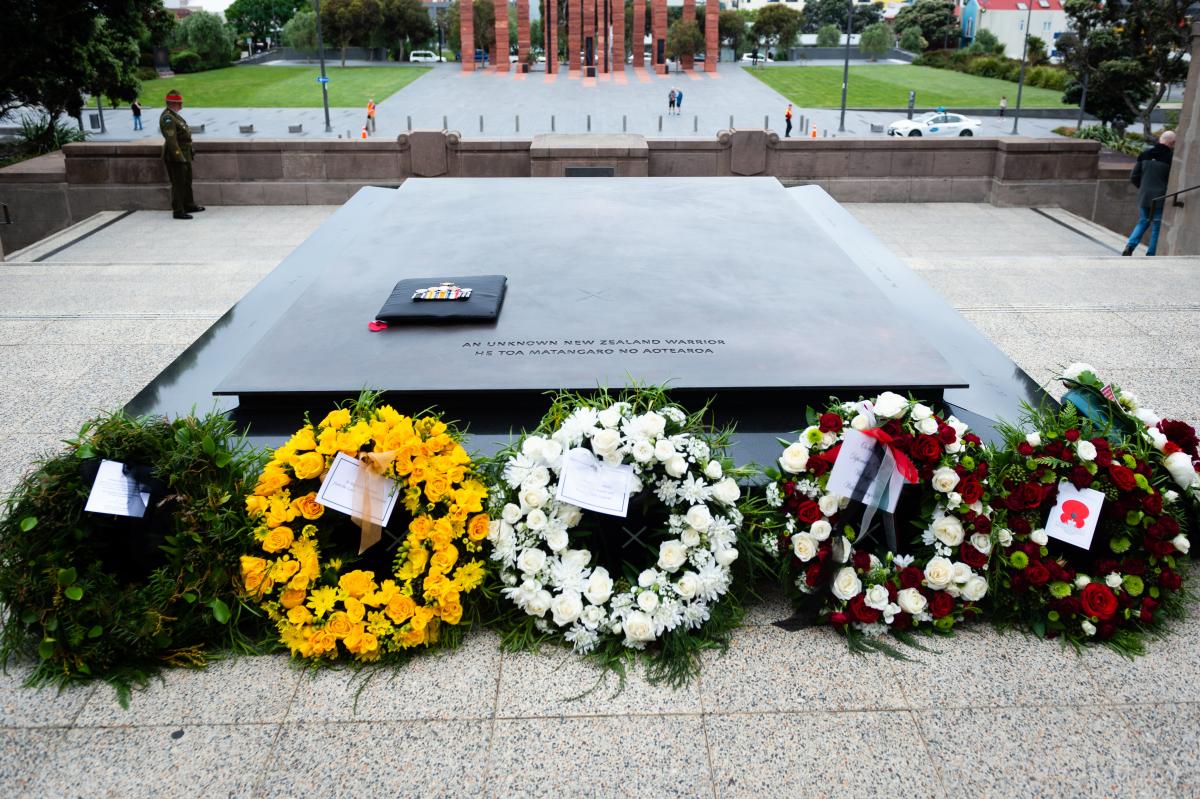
xmin=569 ymin=0 xmax=581 ymax=70
xmin=681 ymin=0 xmax=695 ymax=70
xmin=652 ymin=0 xmax=667 ymax=75
xmin=704 ymin=0 xmax=718 ymax=72
xmin=547 ymin=0 xmax=558 ymax=74
xmin=612 ymin=0 xmax=625 ymax=69
xmin=632 ymin=0 xmax=645 ymax=68
xmin=493 ymin=0 xmax=510 ymax=71
xmin=517 ymin=0 xmax=530 ymax=67
xmin=583 ymin=0 xmax=596 ymax=73
xmin=460 ymin=0 xmax=475 ymax=71
xmin=1163 ymin=21 xmax=1200 ymax=255
xmin=598 ymin=0 xmax=608 ymax=73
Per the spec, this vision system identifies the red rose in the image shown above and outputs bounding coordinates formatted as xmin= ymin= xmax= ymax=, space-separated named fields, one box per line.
xmin=1142 ymin=492 xmax=1163 ymax=515
xmin=1108 ymin=464 xmax=1136 ymax=492
xmin=938 ymin=425 xmax=957 ymax=444
xmin=848 ymin=594 xmax=881 ymax=624
xmin=1025 ymin=560 xmax=1050 ymax=587
xmin=963 ymin=433 xmax=982 ymax=446
xmin=818 ymin=413 xmax=844 ymax=433
xmin=1066 ymin=465 xmax=1091 ymax=490
xmin=852 ymin=551 xmax=872 ymax=572
xmin=958 ymin=476 xmax=983 ymax=505
xmin=1097 ymin=622 xmax=1116 ymax=640
xmin=1008 ymin=482 xmax=1044 ymax=511
xmin=1094 ymin=448 xmax=1113 ymax=467
xmin=807 ymin=456 xmax=831 ymax=477
xmin=796 ymin=500 xmax=821 ymax=524
xmin=1064 ymin=428 xmax=1080 ymax=442
xmin=1158 ymin=419 xmax=1200 ymax=458
xmin=830 ymin=611 xmax=849 ymax=628
xmin=911 ymin=435 xmax=942 ymax=462
xmin=960 ymin=542 xmax=988 ymax=569
xmin=1010 ymin=516 xmax=1032 ymax=536
xmin=891 ymin=612 xmax=911 ymax=630
xmin=1080 ymin=583 xmax=1118 ymax=620
xmin=899 ymin=567 xmax=924 ymax=588
xmin=1160 ymin=570 xmax=1182 ymax=591
xmin=1017 ymin=442 xmax=1034 ymax=457
xmin=805 ymin=562 xmax=823 ymax=587
xmin=928 ymin=591 xmax=955 ymax=619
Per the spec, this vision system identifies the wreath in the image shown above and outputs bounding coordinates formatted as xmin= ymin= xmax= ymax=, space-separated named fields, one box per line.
xmin=0 ymin=412 xmax=257 ymax=694
xmin=240 ymin=397 xmax=490 ymax=662
xmin=758 ymin=392 xmax=994 ymax=644
xmin=989 ymin=401 xmax=1190 ymax=652
xmin=488 ymin=389 xmax=753 ymax=682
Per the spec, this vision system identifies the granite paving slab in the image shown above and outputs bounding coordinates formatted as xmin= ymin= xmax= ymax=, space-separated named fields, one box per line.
xmin=0 ymin=664 xmax=95 ymax=729
xmin=1122 ymin=703 xmax=1200 ymax=798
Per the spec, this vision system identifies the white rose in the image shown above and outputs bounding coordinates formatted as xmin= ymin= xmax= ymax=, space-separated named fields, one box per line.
xmin=951 ymin=561 xmax=972 ymax=584
xmin=517 ymin=548 xmax=547 ymax=574
xmin=639 ymin=412 xmax=667 ymax=439
xmin=501 ymin=503 xmax=523 ymax=525
xmin=584 ymin=568 xmax=614 ymax=605
xmin=969 ymin=533 xmax=992 ymax=556
xmin=997 ymin=528 xmax=1014 ymax=547
xmin=809 ymin=519 xmax=832 ymax=541
xmin=872 ymin=391 xmax=908 ymax=419
xmin=527 ymin=589 xmax=553 ymax=617
xmin=631 ymin=440 xmax=655 ymax=462
xmin=1030 ymin=528 xmax=1048 ymax=546
xmin=638 ymin=569 xmax=658 ymax=588
xmin=637 ymin=590 xmax=660 ymax=613
xmin=524 ymin=466 xmax=551 ymax=488
xmin=818 ymin=494 xmax=840 ymax=517
xmin=850 ymin=414 xmax=870 ymax=431
xmin=831 ymin=566 xmax=862 ymax=601
xmin=521 ymin=436 xmax=546 ymax=461
xmin=1075 ymin=575 xmax=1090 ymax=589
xmin=623 ymin=610 xmax=655 ymax=643
xmin=525 ymin=508 xmax=549 ymax=531
xmin=924 ymin=557 xmax=954 ymax=589
xmin=896 ymin=587 xmax=927 ymax=616
xmin=1081 ymin=620 xmax=1097 ymax=636
xmin=961 ymin=575 xmax=988 ymax=602
xmin=658 ymin=540 xmax=688 ymax=572
xmin=665 ymin=455 xmax=688 ymax=478
xmin=519 ymin=485 xmax=549 ymax=509
xmin=556 ymin=505 xmax=583 ymax=528
xmin=1172 ymin=534 xmax=1190 ymax=554
xmin=916 ymin=417 xmax=939 ymax=435
xmin=778 ymin=443 xmax=810 ymax=474
xmin=654 ymin=439 xmax=676 ymax=461
xmin=1105 ymin=573 xmax=1123 ymax=588
xmin=591 ymin=428 xmax=621 ymax=456
xmin=1164 ymin=490 xmax=1180 ymax=505
xmin=792 ymin=533 xmax=818 ymax=562
xmin=545 ymin=528 xmax=568 ymax=552
xmin=911 ymin=403 xmax=933 ymax=421
xmin=685 ymin=505 xmax=714 ymax=532
xmin=931 ymin=515 xmax=965 ymax=547
xmin=863 ymin=584 xmax=890 ymax=611
xmin=1134 ymin=408 xmax=1161 ymax=427
xmin=1076 ymin=440 xmax=1097 ymax=462
xmin=540 ymin=439 xmax=564 ymax=466
xmin=705 ymin=460 xmax=723 ymax=480
xmin=931 ymin=467 xmax=961 ymax=494
xmin=581 ymin=604 xmax=606 ymax=629
xmin=1026 ymin=432 xmax=1042 ymax=447
xmin=597 ymin=405 xmax=623 ymax=428
xmin=715 ymin=547 xmax=739 ymax=566
xmin=675 ymin=572 xmax=700 ymax=599
xmin=1165 ymin=452 xmax=1200 ymax=489
xmin=550 ymin=592 xmax=583 ymax=626
xmin=1149 ymin=429 xmax=1169 ymax=452
xmin=562 ymin=549 xmax=591 ymax=569
xmin=1062 ymin=362 xmax=1096 ymax=382
xmin=712 ymin=478 xmax=741 ymax=504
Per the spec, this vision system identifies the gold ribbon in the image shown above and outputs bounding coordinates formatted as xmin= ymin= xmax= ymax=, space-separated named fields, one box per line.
xmin=350 ymin=450 xmax=398 ymax=554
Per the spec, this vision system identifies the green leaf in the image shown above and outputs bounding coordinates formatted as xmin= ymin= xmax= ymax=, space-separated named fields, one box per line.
xmin=214 ymin=451 xmax=232 ymax=468
xmin=202 ymin=435 xmax=217 ymax=456
xmin=209 ymin=598 xmax=231 ymax=624
xmin=77 ymin=662 xmax=91 ymax=675
xmin=87 ymin=625 xmax=103 ymax=638
xmin=57 ymin=567 xmax=77 ymax=587
xmin=65 ymin=586 xmax=83 ymax=601
xmin=37 ymin=640 xmax=55 ymax=660
xmin=20 ymin=609 xmax=37 ymax=624
xmin=19 ymin=516 xmax=37 ymax=532
xmin=45 ymin=616 xmax=58 ymax=632
xmin=182 ymin=592 xmax=197 ymax=604
xmin=76 ymin=444 xmax=95 ymax=459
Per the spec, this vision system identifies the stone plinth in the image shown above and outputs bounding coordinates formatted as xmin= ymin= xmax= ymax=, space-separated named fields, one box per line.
xmin=529 ymin=133 xmax=649 ymax=176
xmin=1164 ymin=21 xmax=1200 ymax=255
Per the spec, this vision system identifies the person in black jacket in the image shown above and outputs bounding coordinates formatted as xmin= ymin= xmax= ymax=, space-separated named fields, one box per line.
xmin=1123 ymin=130 xmax=1176 ymax=256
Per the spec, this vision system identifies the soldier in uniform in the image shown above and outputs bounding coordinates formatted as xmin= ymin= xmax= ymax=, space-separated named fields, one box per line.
xmin=160 ymin=90 xmax=204 ymax=220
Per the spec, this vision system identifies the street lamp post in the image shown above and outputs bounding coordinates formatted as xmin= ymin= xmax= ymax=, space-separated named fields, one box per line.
xmin=838 ymin=0 xmax=853 ymax=133
xmin=1011 ymin=1 xmax=1033 ymax=135
xmin=314 ymin=0 xmax=333 ymax=133
xmin=1075 ymin=37 xmax=1090 ymax=130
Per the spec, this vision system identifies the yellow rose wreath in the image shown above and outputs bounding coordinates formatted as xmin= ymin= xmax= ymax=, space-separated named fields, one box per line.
xmin=240 ymin=398 xmax=490 ymax=661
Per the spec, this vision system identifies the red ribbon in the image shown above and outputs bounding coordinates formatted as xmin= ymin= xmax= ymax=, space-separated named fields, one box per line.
xmin=858 ymin=428 xmax=920 ymax=484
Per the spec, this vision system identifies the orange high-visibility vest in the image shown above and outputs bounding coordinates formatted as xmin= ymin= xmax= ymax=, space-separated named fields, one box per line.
xmin=367 ymin=101 xmax=376 ymax=117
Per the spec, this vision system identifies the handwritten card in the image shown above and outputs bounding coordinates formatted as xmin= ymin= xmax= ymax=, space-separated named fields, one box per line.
xmin=1045 ymin=481 xmax=1104 ymax=550
xmin=315 ymin=452 xmax=400 ymax=526
xmin=84 ymin=459 xmax=151 ymax=517
xmin=826 ymin=429 xmax=904 ymax=514
xmin=555 ymin=447 xmax=634 ymax=517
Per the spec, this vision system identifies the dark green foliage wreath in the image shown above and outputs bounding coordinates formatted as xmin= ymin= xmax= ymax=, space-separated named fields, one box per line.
xmin=0 ymin=412 xmax=263 ymax=699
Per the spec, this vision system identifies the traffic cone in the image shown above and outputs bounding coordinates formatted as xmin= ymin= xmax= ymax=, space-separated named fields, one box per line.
xmin=810 ymin=123 xmax=817 ymax=139
xmin=361 ymin=127 xmax=368 ymax=139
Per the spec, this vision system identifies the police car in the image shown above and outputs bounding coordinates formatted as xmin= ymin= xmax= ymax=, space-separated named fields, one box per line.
xmin=887 ymin=111 xmax=983 ymax=137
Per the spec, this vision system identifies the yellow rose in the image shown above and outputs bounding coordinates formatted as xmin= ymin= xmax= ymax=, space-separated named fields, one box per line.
xmin=245 ymin=495 xmax=269 ymax=517
xmin=344 ymin=596 xmax=366 ymax=622
xmin=438 ymin=596 xmax=463 ymax=625
xmin=424 ymin=475 xmax=451 ymax=503
xmin=240 ymin=556 xmax=268 ymax=594
xmin=319 ymin=408 xmax=351 ymax=430
xmin=262 ymin=526 xmax=295 ymax=553
xmin=423 ymin=572 xmax=450 ymax=602
xmin=366 ymin=579 xmax=399 ymax=608
xmin=280 ymin=588 xmax=306 ymax=609
xmin=325 ymin=611 xmax=353 ymax=637
xmin=385 ymin=593 xmax=416 ymax=623
xmin=253 ymin=467 xmax=291 ymax=497
xmin=410 ymin=606 xmax=435 ymax=632
xmin=287 ymin=605 xmax=313 ymax=625
xmin=291 ymin=492 xmax=325 ymax=520
xmin=264 ymin=495 xmax=297 ymax=528
xmin=338 ymin=569 xmax=376 ymax=599
xmin=291 ymin=451 xmax=326 ymax=481
xmin=397 ymin=545 xmax=429 ymax=580
xmin=430 ymin=544 xmax=458 ymax=575
xmin=467 ymin=514 xmax=490 ymax=542
xmin=289 ymin=426 xmax=318 ymax=451
xmin=309 ymin=629 xmax=337 ymax=655
xmin=399 ymin=626 xmax=427 ymax=648
xmin=409 ymin=516 xmax=434 ymax=539
xmin=271 ymin=558 xmax=300 ymax=583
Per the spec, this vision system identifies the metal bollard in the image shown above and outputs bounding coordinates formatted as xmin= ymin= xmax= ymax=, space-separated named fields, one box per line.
xmin=480 ymin=115 xmax=484 ymax=132
xmin=442 ymin=115 xmax=448 ymax=130
xmin=407 ymin=115 xmax=412 ymax=131
xmin=693 ymin=115 xmax=698 ymax=132
xmin=823 ymin=129 xmax=827 ymax=137
xmin=623 ymin=115 xmax=627 ymax=132
xmin=587 ymin=114 xmax=591 ymax=132
xmin=551 ymin=114 xmax=556 ymax=132
xmin=764 ymin=115 xmax=769 ymax=129
xmin=516 ymin=114 xmax=520 ymax=132
xmin=658 ymin=115 xmax=663 ymax=132
xmin=729 ymin=114 xmax=734 ymax=129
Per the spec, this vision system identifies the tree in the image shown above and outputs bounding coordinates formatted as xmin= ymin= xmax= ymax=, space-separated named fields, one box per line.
xmin=752 ymin=5 xmax=802 ymax=56
xmin=802 ymin=0 xmax=882 ymax=35
xmin=1024 ymin=34 xmax=1047 ymax=66
xmin=898 ymin=25 xmax=927 ymax=53
xmin=718 ymin=8 xmax=750 ymax=58
xmin=893 ymin=0 xmax=957 ymax=50
xmin=174 ymin=10 xmax=236 ymax=69
xmin=322 ymin=0 xmax=384 ymax=66
xmin=816 ymin=24 xmax=841 ymax=48
xmin=859 ymin=22 xmax=893 ymax=61
xmin=666 ymin=18 xmax=705 ymax=62
xmin=226 ymin=0 xmax=306 ymax=44
xmin=282 ymin=8 xmax=318 ymax=50
xmin=966 ymin=28 xmax=1004 ymax=56
xmin=381 ymin=0 xmax=435 ymax=60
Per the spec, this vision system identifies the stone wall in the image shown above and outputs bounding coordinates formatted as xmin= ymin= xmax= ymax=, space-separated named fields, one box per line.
xmin=0 ymin=131 xmax=1143 ymax=256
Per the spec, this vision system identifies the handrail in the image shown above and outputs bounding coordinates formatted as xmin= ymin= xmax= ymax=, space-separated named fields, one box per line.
xmin=1150 ymin=183 xmax=1200 ymax=215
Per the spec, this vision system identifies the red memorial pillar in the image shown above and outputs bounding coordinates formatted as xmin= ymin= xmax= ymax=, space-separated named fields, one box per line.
xmin=547 ymin=0 xmax=558 ymax=74
xmin=460 ymin=0 xmax=475 ymax=72
xmin=493 ymin=0 xmax=510 ymax=71
xmin=681 ymin=0 xmax=695 ymax=70
xmin=598 ymin=0 xmax=608 ymax=73
xmin=569 ymin=0 xmax=581 ymax=71
xmin=612 ymin=0 xmax=625 ymax=70
xmin=517 ymin=0 xmax=530 ymax=68
xmin=631 ymin=0 xmax=645 ymax=68
xmin=704 ymin=0 xmax=718 ymax=72
xmin=652 ymin=0 xmax=667 ymax=75
xmin=583 ymin=0 xmax=596 ymax=75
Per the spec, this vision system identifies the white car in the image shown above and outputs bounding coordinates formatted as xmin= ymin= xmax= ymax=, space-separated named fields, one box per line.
xmin=740 ymin=53 xmax=774 ymax=63
xmin=409 ymin=51 xmax=445 ymax=63
xmin=887 ymin=111 xmax=982 ymax=137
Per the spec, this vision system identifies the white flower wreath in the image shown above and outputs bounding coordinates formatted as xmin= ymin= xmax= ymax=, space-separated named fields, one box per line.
xmin=489 ymin=398 xmax=744 ymax=653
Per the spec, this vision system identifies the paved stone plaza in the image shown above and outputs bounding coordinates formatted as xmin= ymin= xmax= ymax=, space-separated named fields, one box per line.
xmin=81 ymin=62 xmax=1079 ymax=141
xmin=1 ymin=200 xmax=1197 ymax=796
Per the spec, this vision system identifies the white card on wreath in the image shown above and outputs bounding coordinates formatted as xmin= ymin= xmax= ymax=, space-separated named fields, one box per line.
xmin=555 ymin=447 xmax=634 ymax=517
xmin=825 ymin=429 xmax=903 ymax=513
xmin=315 ymin=452 xmax=399 ymax=526
xmin=1045 ymin=481 xmax=1104 ymax=550
xmin=84 ymin=459 xmax=151 ymax=518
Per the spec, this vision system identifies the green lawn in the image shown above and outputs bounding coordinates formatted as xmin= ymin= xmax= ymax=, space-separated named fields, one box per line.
xmin=748 ymin=65 xmax=1074 ymax=110
xmin=136 ymin=65 xmax=431 ymax=108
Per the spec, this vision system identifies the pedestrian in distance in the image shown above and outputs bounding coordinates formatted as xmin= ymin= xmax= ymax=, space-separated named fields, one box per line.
xmin=999 ymin=96 xmax=1007 ymax=118
xmin=1123 ymin=130 xmax=1176 ymax=257
xmin=675 ymin=87 xmax=683 ymax=114
xmin=159 ymin=90 xmax=204 ymax=220
xmin=132 ymin=98 xmax=143 ymax=131
xmin=366 ymin=98 xmax=376 ymax=134
xmin=668 ymin=87 xmax=676 ymax=115
xmin=785 ymin=103 xmax=793 ymax=137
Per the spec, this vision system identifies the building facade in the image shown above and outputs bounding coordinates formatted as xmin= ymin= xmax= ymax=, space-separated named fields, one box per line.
xmin=960 ymin=0 xmax=1069 ymax=59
